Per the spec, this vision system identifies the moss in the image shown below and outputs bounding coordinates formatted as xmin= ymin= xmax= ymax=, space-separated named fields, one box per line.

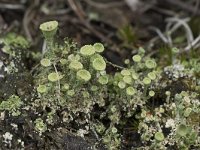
xmin=0 ymin=95 xmax=23 ymax=116
xmin=1 ymin=33 xmax=29 ymax=55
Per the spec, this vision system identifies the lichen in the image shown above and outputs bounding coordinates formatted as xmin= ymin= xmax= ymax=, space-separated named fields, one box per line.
xmin=0 ymin=21 xmax=199 ymax=150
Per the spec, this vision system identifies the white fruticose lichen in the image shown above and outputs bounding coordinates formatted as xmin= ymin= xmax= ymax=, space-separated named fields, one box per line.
xmin=77 ymin=129 xmax=88 ymax=137
xmin=4 ymin=61 xmax=18 ymax=74
xmin=11 ymin=123 xmax=18 ymax=131
xmin=17 ymin=139 xmax=24 ymax=148
xmin=165 ymin=119 xmax=175 ymax=128
xmin=3 ymin=132 xmax=13 ymax=147
xmin=0 ymin=61 xmax=4 ymax=78
xmin=0 ymin=112 xmax=5 ymax=120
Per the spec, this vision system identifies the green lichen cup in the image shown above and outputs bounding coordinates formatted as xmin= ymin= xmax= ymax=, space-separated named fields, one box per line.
xmin=39 ymin=21 xmax=58 ymax=40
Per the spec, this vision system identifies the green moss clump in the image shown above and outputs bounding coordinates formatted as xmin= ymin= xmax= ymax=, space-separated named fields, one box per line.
xmin=0 ymin=95 xmax=23 ymax=116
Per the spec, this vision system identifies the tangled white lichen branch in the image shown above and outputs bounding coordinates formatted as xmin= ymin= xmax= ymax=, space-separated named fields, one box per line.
xmin=166 ymin=17 xmax=194 ymax=46
xmin=149 ymin=17 xmax=196 ymax=51
xmin=149 ymin=26 xmax=169 ymax=44
xmin=184 ymin=34 xmax=200 ymax=51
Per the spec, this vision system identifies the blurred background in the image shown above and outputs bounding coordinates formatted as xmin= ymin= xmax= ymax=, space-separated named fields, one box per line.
xmin=0 ymin=0 xmax=200 ymax=64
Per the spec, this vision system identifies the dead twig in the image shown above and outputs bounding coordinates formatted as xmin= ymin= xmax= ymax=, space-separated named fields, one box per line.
xmin=125 ymin=0 xmax=156 ymax=12
xmin=166 ymin=17 xmax=194 ymax=46
xmin=151 ymin=6 xmax=176 ymax=16
xmin=83 ymin=0 xmax=125 ymax=9
xmin=185 ymin=35 xmax=200 ymax=51
xmin=149 ymin=26 xmax=169 ymax=44
xmin=0 ymin=3 xmax=25 ymax=10
xmin=148 ymin=17 xmax=195 ymax=50
xmin=194 ymin=0 xmax=200 ymax=15
xmin=67 ymin=0 xmax=113 ymax=44
xmin=161 ymin=0 xmax=200 ymax=16
xmin=23 ymin=0 xmax=39 ymax=42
